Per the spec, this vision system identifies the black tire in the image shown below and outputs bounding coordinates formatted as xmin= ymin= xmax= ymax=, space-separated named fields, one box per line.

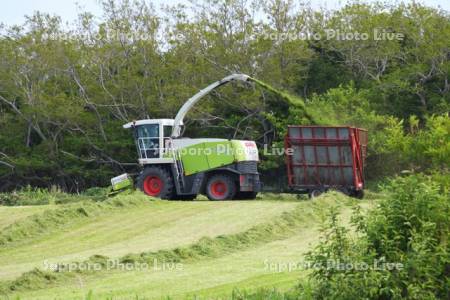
xmin=206 ymin=174 xmax=236 ymax=200
xmin=351 ymin=190 xmax=364 ymax=199
xmin=234 ymin=191 xmax=258 ymax=200
xmin=137 ymin=166 xmax=175 ymax=199
xmin=308 ymin=189 xmax=322 ymax=199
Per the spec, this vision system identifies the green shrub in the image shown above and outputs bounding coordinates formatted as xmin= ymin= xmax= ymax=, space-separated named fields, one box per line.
xmin=303 ymin=174 xmax=450 ymax=299
xmin=381 ymin=115 xmax=450 ymax=173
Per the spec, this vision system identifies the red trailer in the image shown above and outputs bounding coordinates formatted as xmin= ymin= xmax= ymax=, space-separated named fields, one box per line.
xmin=285 ymin=126 xmax=367 ymax=198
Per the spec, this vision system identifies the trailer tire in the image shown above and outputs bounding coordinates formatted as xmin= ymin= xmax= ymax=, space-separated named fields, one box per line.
xmin=351 ymin=190 xmax=364 ymax=199
xmin=308 ymin=189 xmax=322 ymax=199
xmin=137 ymin=166 xmax=175 ymax=199
xmin=206 ymin=174 xmax=236 ymax=200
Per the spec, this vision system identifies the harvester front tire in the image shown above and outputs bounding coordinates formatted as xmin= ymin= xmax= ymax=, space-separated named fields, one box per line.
xmin=137 ymin=167 xmax=174 ymax=199
xmin=206 ymin=174 xmax=236 ymax=200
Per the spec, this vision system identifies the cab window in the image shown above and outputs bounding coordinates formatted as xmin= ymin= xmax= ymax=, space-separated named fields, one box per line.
xmin=163 ymin=126 xmax=172 ymax=137
xmin=137 ymin=124 xmax=159 ymax=138
xmin=136 ymin=124 xmax=160 ymax=158
xmin=163 ymin=126 xmax=173 ymax=150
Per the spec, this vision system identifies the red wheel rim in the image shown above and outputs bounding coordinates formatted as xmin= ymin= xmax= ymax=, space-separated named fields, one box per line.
xmin=143 ymin=176 xmax=163 ymax=196
xmin=210 ymin=180 xmax=227 ymax=198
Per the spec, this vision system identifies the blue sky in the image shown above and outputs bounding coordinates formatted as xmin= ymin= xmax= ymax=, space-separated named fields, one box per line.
xmin=1 ymin=0 xmax=449 ymax=26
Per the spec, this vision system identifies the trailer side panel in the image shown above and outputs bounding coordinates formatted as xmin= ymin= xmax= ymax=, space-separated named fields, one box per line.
xmin=285 ymin=126 xmax=367 ymax=192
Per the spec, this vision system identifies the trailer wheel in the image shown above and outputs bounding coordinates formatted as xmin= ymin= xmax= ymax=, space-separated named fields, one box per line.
xmin=352 ymin=190 xmax=364 ymax=199
xmin=206 ymin=174 xmax=236 ymax=200
xmin=308 ymin=189 xmax=322 ymax=199
xmin=137 ymin=167 xmax=174 ymax=199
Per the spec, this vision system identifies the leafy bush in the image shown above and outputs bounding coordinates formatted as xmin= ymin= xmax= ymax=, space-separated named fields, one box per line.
xmin=302 ymin=174 xmax=450 ymax=299
xmin=382 ymin=115 xmax=450 ymax=173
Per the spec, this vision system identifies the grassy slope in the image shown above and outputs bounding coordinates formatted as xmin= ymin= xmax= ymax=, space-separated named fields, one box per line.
xmin=20 ymin=233 xmax=316 ymax=300
xmin=0 ymin=198 xmax=297 ymax=280
xmin=0 ymin=193 xmax=374 ymax=299
xmin=0 ymin=206 xmax=54 ymax=230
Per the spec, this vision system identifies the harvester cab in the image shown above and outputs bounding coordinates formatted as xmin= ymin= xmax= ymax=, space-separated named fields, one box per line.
xmin=123 ymin=119 xmax=181 ymax=164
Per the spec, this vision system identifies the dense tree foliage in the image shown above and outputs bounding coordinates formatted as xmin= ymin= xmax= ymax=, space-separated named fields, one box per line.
xmin=0 ymin=0 xmax=448 ymax=191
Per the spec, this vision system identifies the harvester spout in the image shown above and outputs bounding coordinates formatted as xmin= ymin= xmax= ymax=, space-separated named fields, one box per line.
xmin=171 ymin=73 xmax=250 ymax=138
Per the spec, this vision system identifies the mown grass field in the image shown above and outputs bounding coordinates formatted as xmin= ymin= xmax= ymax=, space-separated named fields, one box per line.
xmin=0 ymin=206 xmax=55 ymax=230
xmin=0 ymin=191 xmax=375 ymax=299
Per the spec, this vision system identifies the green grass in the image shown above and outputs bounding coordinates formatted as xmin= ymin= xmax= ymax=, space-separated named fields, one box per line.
xmin=0 ymin=192 xmax=152 ymax=247
xmin=0 ymin=193 xmax=299 ymax=281
xmin=0 ymin=206 xmax=55 ymax=230
xmin=0 ymin=187 xmax=109 ymax=206
xmin=0 ymin=191 xmax=376 ymax=299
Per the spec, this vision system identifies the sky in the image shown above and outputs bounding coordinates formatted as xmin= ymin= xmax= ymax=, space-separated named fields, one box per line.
xmin=0 ymin=0 xmax=449 ymax=26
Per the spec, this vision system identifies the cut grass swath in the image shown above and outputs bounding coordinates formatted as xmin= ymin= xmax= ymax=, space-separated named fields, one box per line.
xmin=0 ymin=193 xmax=353 ymax=294
xmin=0 ymin=192 xmax=152 ymax=247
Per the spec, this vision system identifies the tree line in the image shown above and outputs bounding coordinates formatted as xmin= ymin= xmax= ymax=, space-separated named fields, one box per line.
xmin=0 ymin=0 xmax=448 ymax=191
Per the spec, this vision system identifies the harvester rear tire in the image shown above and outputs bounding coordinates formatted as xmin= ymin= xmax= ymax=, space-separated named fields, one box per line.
xmin=206 ymin=174 xmax=236 ymax=200
xmin=137 ymin=166 xmax=175 ymax=199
